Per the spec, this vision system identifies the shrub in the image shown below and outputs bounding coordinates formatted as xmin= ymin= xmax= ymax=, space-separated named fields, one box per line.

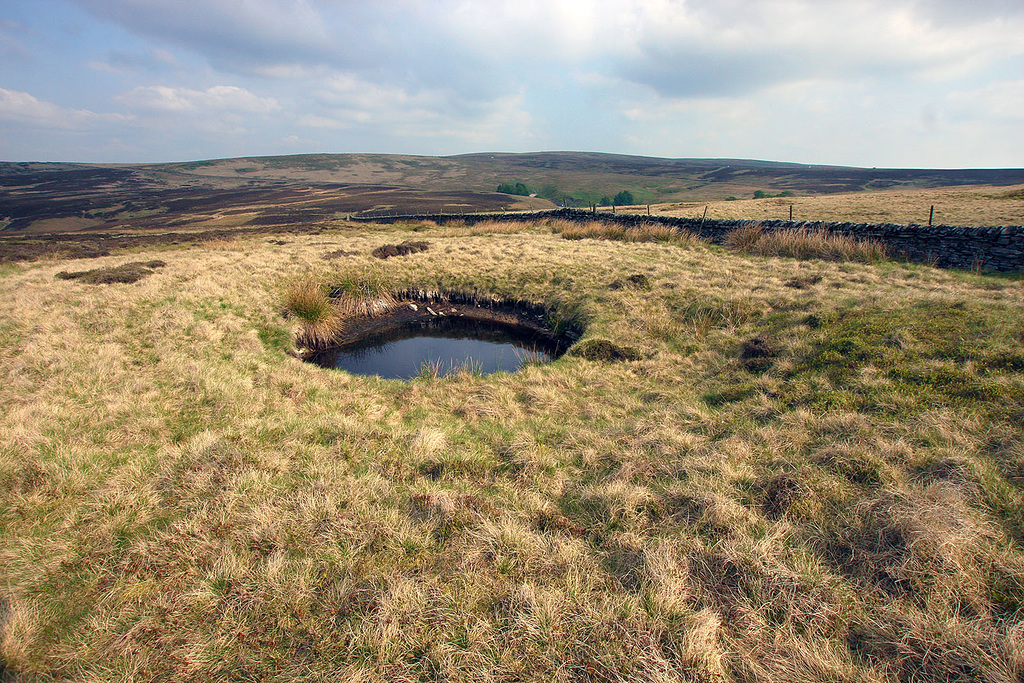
xmin=613 ymin=190 xmax=635 ymax=206
xmin=497 ymin=182 xmax=532 ymax=196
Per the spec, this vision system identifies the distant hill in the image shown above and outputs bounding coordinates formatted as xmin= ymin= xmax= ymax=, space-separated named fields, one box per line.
xmin=2 ymin=152 xmax=1023 ymax=234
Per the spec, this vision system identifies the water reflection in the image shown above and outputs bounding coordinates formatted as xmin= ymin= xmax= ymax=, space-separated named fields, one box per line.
xmin=306 ymin=316 xmax=565 ymax=379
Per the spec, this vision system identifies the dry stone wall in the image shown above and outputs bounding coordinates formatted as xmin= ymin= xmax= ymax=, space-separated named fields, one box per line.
xmin=357 ymin=208 xmax=1024 ymax=272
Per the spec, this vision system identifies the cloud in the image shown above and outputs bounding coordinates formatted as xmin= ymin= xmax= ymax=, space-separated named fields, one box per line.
xmin=115 ymin=85 xmax=279 ymax=113
xmin=88 ymin=47 xmax=178 ymax=74
xmin=300 ymin=74 xmax=533 ymax=145
xmin=7 ymin=0 xmax=1023 ymax=165
xmin=0 ymin=19 xmax=32 ymax=61
xmin=947 ymin=79 xmax=1024 ymax=122
xmin=0 ymin=87 xmax=126 ymax=129
xmin=72 ymin=0 xmax=339 ymax=73
xmin=608 ymin=0 xmax=1024 ymax=97
xmin=68 ymin=0 xmax=1024 ymax=101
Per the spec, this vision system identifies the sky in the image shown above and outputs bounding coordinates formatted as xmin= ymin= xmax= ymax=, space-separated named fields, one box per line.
xmin=1 ymin=0 xmax=1022 ymax=168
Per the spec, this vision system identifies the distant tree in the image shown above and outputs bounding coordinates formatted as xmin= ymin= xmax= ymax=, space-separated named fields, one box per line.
xmin=497 ymin=181 xmax=533 ymax=196
xmin=725 ymin=196 xmax=739 ymax=201
xmin=612 ymin=190 xmax=634 ymax=205
xmin=753 ymin=189 xmax=793 ymax=199
xmin=599 ymin=196 xmax=612 ymax=206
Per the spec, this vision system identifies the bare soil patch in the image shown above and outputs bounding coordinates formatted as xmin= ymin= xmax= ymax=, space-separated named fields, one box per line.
xmin=371 ymin=240 xmax=431 ymax=259
xmin=54 ymin=260 xmax=167 ymax=284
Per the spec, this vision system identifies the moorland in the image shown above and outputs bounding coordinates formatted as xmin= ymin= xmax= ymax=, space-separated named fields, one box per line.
xmin=3 ymin=152 xmax=1024 ymax=235
xmin=1 ymin=153 xmax=1023 ymax=682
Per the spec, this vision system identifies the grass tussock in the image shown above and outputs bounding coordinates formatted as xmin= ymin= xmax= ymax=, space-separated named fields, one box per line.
xmin=283 ymin=277 xmax=347 ymax=349
xmin=464 ymin=220 xmax=533 ymax=236
xmin=557 ymin=219 xmax=703 ymax=246
xmin=283 ymin=277 xmax=333 ymax=323
xmin=726 ymin=223 xmax=889 ymax=262
xmin=2 ymin=221 xmax=1024 ymax=682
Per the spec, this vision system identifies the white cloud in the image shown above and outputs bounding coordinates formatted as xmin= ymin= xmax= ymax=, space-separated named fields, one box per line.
xmin=608 ymin=0 xmax=1024 ymax=97
xmin=947 ymin=80 xmax=1024 ymax=122
xmin=72 ymin=0 xmax=339 ymax=73
xmin=0 ymin=87 xmax=127 ymax=129
xmin=115 ymin=85 xmax=279 ymax=114
xmin=314 ymin=74 xmax=444 ymax=117
xmin=297 ymin=114 xmax=350 ymax=130
xmin=68 ymin=0 xmax=1024 ymax=105
xmin=5 ymin=0 xmax=1023 ymax=164
xmin=298 ymin=73 xmax=533 ymax=146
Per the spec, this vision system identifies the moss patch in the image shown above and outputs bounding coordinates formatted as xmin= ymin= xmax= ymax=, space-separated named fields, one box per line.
xmin=568 ymin=338 xmax=641 ymax=362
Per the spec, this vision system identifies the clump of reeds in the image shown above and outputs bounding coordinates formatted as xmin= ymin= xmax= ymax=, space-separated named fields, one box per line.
xmin=331 ymin=290 xmax=400 ymax=319
xmin=465 ymin=220 xmax=531 ymax=235
xmin=556 ymin=220 xmax=621 ymax=240
xmin=625 ymin=224 xmax=676 ymax=242
xmin=725 ymin=223 xmax=888 ymax=262
xmin=557 ymin=220 xmax=702 ymax=246
xmin=542 ymin=217 xmax=580 ymax=233
xmin=286 ymin=281 xmax=405 ymax=351
xmin=283 ymin=277 xmax=344 ymax=349
xmin=283 ymin=278 xmax=333 ymax=323
xmin=722 ymin=224 xmax=765 ymax=253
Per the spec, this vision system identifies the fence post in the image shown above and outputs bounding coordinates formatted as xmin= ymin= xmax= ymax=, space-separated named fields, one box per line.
xmin=700 ymin=206 xmax=708 ymax=231
xmin=789 ymin=205 xmax=793 ymax=221
xmin=929 ymin=205 xmax=934 ymax=226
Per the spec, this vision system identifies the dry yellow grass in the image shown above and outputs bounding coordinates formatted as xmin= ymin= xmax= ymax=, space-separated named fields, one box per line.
xmin=1 ymin=223 xmax=1023 ymax=681
xmin=644 ymin=184 xmax=1024 ymax=227
xmin=555 ymin=219 xmax=703 ymax=246
xmin=724 ymin=224 xmax=889 ymax=262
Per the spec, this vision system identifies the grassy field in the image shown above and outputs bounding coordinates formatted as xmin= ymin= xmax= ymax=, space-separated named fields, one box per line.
xmin=644 ymin=184 xmax=1024 ymax=227
xmin=2 ymin=218 xmax=1023 ymax=681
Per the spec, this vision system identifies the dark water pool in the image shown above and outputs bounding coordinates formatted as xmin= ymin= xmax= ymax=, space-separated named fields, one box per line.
xmin=306 ymin=316 xmax=565 ymax=379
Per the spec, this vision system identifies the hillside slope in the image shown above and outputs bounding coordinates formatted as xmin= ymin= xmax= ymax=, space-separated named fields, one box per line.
xmin=2 ymin=152 xmax=1023 ymax=234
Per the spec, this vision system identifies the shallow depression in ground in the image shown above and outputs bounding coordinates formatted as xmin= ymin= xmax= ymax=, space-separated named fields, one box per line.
xmin=305 ymin=315 xmax=564 ymax=379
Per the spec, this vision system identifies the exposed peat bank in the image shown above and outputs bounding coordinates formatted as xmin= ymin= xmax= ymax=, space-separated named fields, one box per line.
xmin=294 ymin=289 xmax=580 ymax=380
